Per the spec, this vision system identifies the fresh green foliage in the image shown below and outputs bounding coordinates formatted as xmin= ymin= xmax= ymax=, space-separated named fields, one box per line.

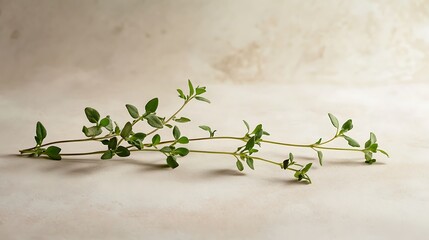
xmin=101 ymin=150 xmax=114 ymax=160
xmin=246 ymin=157 xmax=254 ymax=170
xmin=35 ymin=121 xmax=47 ymax=145
xmin=340 ymin=119 xmax=353 ymax=134
xmin=317 ymin=151 xmax=323 ymax=166
xmin=85 ymin=107 xmax=100 ymax=124
xmin=177 ymin=136 xmax=189 ymax=144
xmin=294 ymin=163 xmax=312 ymax=183
xmin=145 ymin=114 xmax=163 ymax=129
xmin=45 ymin=146 xmax=61 ymax=160
xmin=328 ymin=113 xmax=339 ymax=130
xmin=174 ymin=147 xmax=189 ymax=157
xmin=125 ymin=104 xmax=140 ymax=119
xmin=82 ymin=126 xmax=102 ymax=137
xmin=20 ymin=80 xmax=389 ymax=184
xmin=152 ymin=134 xmax=161 ymax=146
xmin=343 ymin=135 xmax=360 ymax=147
xmin=199 ymin=125 xmax=216 ymax=138
xmin=99 ymin=116 xmax=113 ymax=132
xmin=195 ymin=96 xmax=210 ymax=103
xmin=166 ymin=155 xmax=179 ymax=169
xmin=236 ymin=159 xmax=244 ymax=171
xmin=173 ymin=126 xmax=181 ymax=140
xmin=174 ymin=117 xmax=191 ymax=123
xmin=116 ymin=146 xmax=130 ymax=157
xmin=121 ymin=122 xmax=132 ymax=139
xmin=188 ymin=80 xmax=194 ymax=96
xmin=145 ymin=98 xmax=159 ymax=114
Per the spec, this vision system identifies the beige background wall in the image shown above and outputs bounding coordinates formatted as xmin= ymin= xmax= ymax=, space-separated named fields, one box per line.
xmin=2 ymin=0 xmax=429 ymax=90
xmin=1 ymin=1 xmax=429 ymax=239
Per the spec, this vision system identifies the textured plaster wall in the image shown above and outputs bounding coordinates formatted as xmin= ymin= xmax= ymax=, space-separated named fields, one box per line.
xmin=1 ymin=0 xmax=429 ymax=91
xmin=1 ymin=2 xmax=429 ymax=239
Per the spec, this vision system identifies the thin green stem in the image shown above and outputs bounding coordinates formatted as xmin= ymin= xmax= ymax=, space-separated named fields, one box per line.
xmin=312 ymin=145 xmax=364 ymax=152
xmin=47 ymin=147 xmax=282 ymax=167
xmin=153 ymin=136 xmax=245 ymax=146
xmin=146 ymin=97 xmax=194 ymax=137
xmin=260 ymin=139 xmax=364 ymax=152
xmin=117 ymin=115 xmax=144 ymax=146
xmin=260 ymin=139 xmax=312 ymax=148
xmin=19 ymin=134 xmax=113 ymax=153
xmin=318 ymin=135 xmax=338 ymax=145
xmin=61 ymin=150 xmax=105 ymax=156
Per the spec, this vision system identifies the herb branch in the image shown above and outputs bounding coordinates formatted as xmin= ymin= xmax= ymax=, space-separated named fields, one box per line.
xmin=19 ymin=80 xmax=388 ymax=184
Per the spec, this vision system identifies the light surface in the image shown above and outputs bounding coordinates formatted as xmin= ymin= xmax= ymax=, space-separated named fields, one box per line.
xmin=1 ymin=1 xmax=429 ymax=239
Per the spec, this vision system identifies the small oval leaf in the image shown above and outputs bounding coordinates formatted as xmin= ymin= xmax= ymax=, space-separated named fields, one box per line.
xmin=125 ymin=104 xmax=140 ymax=119
xmin=85 ymin=107 xmax=100 ymax=123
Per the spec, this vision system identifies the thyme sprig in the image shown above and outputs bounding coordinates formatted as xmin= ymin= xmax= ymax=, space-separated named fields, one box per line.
xmin=19 ymin=80 xmax=389 ymax=183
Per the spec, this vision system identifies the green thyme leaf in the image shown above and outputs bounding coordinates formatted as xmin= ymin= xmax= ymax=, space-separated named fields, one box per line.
xmin=108 ymin=137 xmax=117 ymax=150
xmin=152 ymin=134 xmax=161 ymax=146
xmin=120 ymin=122 xmax=132 ymax=139
xmin=116 ymin=146 xmax=130 ymax=157
xmin=378 ymin=149 xmax=389 ymax=157
xmin=199 ymin=125 xmax=216 ymax=137
xmin=343 ymin=135 xmax=360 ymax=147
xmin=282 ymin=159 xmax=289 ymax=169
xmin=317 ymin=151 xmax=323 ymax=166
xmin=243 ymin=120 xmax=250 ymax=133
xmin=174 ymin=147 xmax=189 ymax=157
xmin=84 ymin=107 xmax=100 ymax=123
xmin=188 ymin=79 xmax=194 ymax=96
xmin=365 ymin=158 xmax=376 ymax=164
xmin=302 ymin=163 xmax=312 ymax=174
xmin=114 ymin=122 xmax=121 ymax=135
xmin=370 ymin=132 xmax=377 ymax=144
xmin=195 ymin=96 xmax=210 ymax=103
xmin=174 ymin=117 xmax=191 ymax=123
xmin=82 ymin=126 xmax=102 ymax=137
xmin=125 ymin=104 xmax=140 ymax=119
xmin=365 ymin=139 xmax=372 ymax=148
xmin=195 ymin=86 xmax=206 ymax=95
xmin=199 ymin=125 xmax=211 ymax=132
xmin=173 ymin=126 xmax=181 ymax=140
xmin=364 ymin=151 xmax=373 ymax=161
xmin=341 ymin=119 xmax=353 ymax=133
xmin=246 ymin=157 xmax=254 ymax=170
xmin=251 ymin=124 xmax=263 ymax=139
xmin=133 ymin=132 xmax=146 ymax=141
xmin=160 ymin=146 xmax=173 ymax=153
xmin=245 ymin=136 xmax=255 ymax=151
xmin=45 ymin=146 xmax=61 ymax=160
xmin=145 ymin=98 xmax=159 ymax=113
xmin=101 ymin=150 xmax=114 ymax=160
xmin=236 ymin=159 xmax=244 ymax=171
xmin=35 ymin=121 xmax=47 ymax=145
xmin=99 ymin=116 xmax=113 ymax=131
xmin=368 ymin=143 xmax=378 ymax=153
xmin=328 ymin=113 xmax=339 ymax=130
xmin=145 ymin=114 xmax=164 ymax=129
xmin=166 ymin=156 xmax=179 ymax=169
xmin=177 ymin=89 xmax=186 ymax=99
xmin=177 ymin=136 xmax=189 ymax=144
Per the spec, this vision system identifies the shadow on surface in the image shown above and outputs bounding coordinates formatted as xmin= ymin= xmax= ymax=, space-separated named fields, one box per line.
xmin=261 ymin=176 xmax=312 ymax=186
xmin=327 ymin=159 xmax=386 ymax=166
xmin=205 ymin=169 xmax=246 ymax=177
xmin=3 ymin=154 xmax=170 ymax=174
